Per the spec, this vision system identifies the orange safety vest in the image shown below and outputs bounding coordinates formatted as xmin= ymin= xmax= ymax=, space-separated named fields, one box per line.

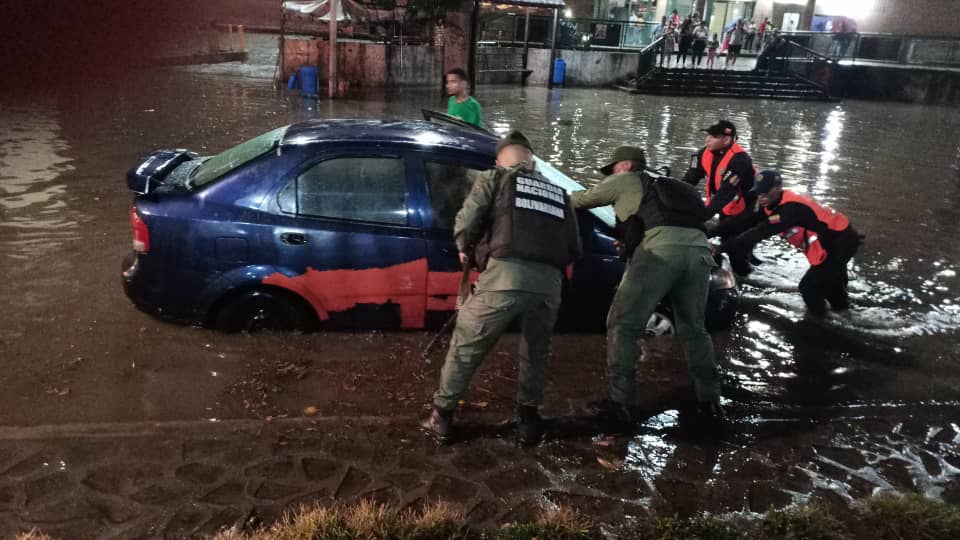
xmin=701 ymin=143 xmax=749 ymax=216
xmin=765 ymin=190 xmax=850 ymax=266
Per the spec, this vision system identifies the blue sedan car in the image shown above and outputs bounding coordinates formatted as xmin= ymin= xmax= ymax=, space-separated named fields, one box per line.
xmin=122 ymin=118 xmax=737 ymax=333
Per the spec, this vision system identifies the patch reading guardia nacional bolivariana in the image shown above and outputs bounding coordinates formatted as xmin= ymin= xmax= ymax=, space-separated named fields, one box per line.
xmin=515 ymin=176 xmax=565 ymax=219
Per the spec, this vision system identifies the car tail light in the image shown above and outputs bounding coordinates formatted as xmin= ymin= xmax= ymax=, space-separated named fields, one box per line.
xmin=131 ymin=206 xmax=150 ymax=253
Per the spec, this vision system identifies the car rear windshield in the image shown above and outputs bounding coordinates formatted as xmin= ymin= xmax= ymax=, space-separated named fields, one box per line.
xmin=190 ymin=126 xmax=288 ymax=187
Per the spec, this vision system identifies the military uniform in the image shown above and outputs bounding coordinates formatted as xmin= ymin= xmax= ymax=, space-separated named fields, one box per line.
xmin=571 ymin=146 xmax=721 ymax=416
xmin=427 ymin=131 xmax=582 ymax=444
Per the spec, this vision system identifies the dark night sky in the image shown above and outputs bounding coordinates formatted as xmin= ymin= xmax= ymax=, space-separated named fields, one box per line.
xmin=0 ymin=1 xmax=238 ymax=89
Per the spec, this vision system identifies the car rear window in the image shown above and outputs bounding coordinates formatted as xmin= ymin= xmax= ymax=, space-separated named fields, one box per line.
xmin=190 ymin=126 xmax=288 ymax=187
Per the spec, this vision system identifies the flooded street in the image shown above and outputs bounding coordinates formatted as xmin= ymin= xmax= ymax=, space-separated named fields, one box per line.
xmin=1 ymin=37 xmax=959 ymax=536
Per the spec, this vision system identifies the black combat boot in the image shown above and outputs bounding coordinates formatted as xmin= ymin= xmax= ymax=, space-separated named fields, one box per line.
xmin=592 ymin=399 xmax=639 ymax=435
xmin=517 ymin=405 xmax=544 ymax=446
xmin=420 ymin=407 xmax=455 ymax=444
xmin=696 ymin=398 xmax=726 ymax=424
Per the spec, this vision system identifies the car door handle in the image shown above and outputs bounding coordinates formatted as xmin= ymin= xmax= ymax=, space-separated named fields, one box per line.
xmin=280 ymin=232 xmax=308 ymax=245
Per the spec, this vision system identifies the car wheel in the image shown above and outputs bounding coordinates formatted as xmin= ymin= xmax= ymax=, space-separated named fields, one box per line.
xmin=214 ymin=288 xmax=314 ymax=333
xmin=646 ymin=310 xmax=675 ymax=336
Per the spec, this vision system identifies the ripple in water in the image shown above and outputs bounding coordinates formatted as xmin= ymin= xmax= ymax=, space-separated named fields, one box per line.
xmin=738 ymin=241 xmax=960 ymax=338
xmin=0 ymin=102 xmax=79 ymax=260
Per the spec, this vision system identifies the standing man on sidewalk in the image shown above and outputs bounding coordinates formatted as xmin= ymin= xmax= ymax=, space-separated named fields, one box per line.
xmin=422 ymin=131 xmax=582 ymax=445
xmin=726 ymin=19 xmax=747 ymax=68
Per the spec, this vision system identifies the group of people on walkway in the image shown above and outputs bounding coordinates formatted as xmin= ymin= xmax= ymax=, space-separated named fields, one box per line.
xmin=658 ymin=11 xmax=715 ymax=69
xmin=657 ymin=12 xmax=782 ymax=70
xmin=428 ymin=83 xmax=862 ymax=445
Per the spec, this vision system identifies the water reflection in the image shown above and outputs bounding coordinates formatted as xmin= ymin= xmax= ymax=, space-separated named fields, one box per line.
xmin=813 ymin=107 xmax=845 ymax=199
xmin=0 ymin=102 xmax=79 ymax=259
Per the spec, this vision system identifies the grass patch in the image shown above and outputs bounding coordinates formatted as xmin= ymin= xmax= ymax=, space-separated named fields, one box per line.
xmin=500 ymin=507 xmax=592 ymax=540
xmin=856 ymin=492 xmax=960 ymax=540
xmin=17 ymin=493 xmax=960 ymax=539
xmin=14 ymin=531 xmax=56 ymax=540
xmin=647 ymin=512 xmax=738 ymax=540
xmin=760 ymin=503 xmax=848 ymax=540
xmin=209 ymin=500 xmax=473 ymax=540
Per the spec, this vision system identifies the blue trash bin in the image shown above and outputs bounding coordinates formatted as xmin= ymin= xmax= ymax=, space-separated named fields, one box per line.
xmin=298 ymin=65 xmax=319 ymax=98
xmin=552 ymin=58 xmax=566 ymax=86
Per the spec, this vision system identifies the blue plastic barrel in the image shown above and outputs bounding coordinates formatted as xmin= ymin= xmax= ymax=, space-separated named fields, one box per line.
xmin=552 ymin=58 xmax=566 ymax=86
xmin=298 ymin=65 xmax=319 ymax=98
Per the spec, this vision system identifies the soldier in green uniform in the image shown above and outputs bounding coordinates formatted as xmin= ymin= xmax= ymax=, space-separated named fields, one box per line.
xmin=422 ymin=131 xmax=582 ymax=445
xmin=570 ymin=146 xmax=725 ymax=430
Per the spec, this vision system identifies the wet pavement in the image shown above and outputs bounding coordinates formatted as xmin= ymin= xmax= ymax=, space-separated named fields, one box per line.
xmin=1 ymin=34 xmax=959 ymax=537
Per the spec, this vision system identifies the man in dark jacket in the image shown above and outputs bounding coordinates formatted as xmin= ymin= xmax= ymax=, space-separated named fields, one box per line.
xmin=712 ymin=170 xmax=861 ymax=316
xmin=683 ymin=120 xmax=757 ymax=254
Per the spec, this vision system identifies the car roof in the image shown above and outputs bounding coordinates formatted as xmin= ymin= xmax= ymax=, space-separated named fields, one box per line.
xmin=280 ymin=119 xmax=498 ymax=155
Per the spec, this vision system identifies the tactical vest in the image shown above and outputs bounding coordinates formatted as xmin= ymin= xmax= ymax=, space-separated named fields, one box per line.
xmin=764 ymin=190 xmax=850 ymax=266
xmin=474 ymin=168 xmax=572 ymax=271
xmin=699 ymin=143 xmax=751 ymax=216
xmin=618 ymin=171 xmax=707 ymax=260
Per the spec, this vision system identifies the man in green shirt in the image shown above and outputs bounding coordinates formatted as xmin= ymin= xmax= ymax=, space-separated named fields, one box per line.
xmin=422 ymin=131 xmax=582 ymax=445
xmin=445 ymin=68 xmax=483 ymax=128
xmin=570 ymin=146 xmax=724 ymax=431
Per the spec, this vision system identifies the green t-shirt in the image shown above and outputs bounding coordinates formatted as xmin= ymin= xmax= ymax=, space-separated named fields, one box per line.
xmin=447 ymin=96 xmax=483 ymax=128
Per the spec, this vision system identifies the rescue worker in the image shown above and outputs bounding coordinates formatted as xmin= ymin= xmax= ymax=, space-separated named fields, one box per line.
xmin=683 ymin=120 xmax=757 ymax=252
xmin=571 ymin=146 xmax=723 ymax=430
xmin=712 ymin=170 xmax=861 ymax=317
xmin=422 ymin=131 xmax=582 ymax=445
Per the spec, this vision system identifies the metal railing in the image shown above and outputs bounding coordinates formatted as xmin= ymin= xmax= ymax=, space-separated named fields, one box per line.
xmin=634 ymin=36 xmax=666 ymax=83
xmin=780 ymin=31 xmax=960 ymax=67
xmin=756 ymin=39 xmax=836 ymax=97
xmin=479 ymin=15 xmax=659 ymax=52
xmin=784 ymin=41 xmax=835 ymax=95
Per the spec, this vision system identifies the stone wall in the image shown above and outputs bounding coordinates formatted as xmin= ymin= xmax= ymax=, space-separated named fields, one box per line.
xmin=442 ymin=12 xmax=471 ymax=76
xmin=835 ymin=64 xmax=960 ymax=105
xmin=476 ymin=47 xmax=640 ymax=87
xmin=555 ymin=48 xmax=641 ymax=86
xmin=281 ymin=38 xmax=443 ymax=88
xmin=754 ymin=0 xmax=960 ymax=37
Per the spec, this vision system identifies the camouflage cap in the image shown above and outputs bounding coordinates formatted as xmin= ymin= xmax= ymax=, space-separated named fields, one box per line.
xmin=600 ymin=146 xmax=646 ymax=176
xmin=496 ymin=130 xmax=534 ymax=153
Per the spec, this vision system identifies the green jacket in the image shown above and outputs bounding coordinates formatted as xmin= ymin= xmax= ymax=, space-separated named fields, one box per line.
xmin=571 ymin=171 xmax=709 ymax=250
xmin=454 ymin=166 xmax=582 ymax=295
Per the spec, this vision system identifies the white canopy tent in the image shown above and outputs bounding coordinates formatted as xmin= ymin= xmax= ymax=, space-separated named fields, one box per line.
xmin=282 ymin=0 xmax=351 ymax=22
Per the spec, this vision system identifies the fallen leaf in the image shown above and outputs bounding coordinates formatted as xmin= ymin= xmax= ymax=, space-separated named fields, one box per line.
xmin=597 ymin=457 xmax=621 ymax=471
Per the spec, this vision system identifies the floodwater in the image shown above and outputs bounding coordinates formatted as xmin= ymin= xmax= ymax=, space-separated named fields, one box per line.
xmin=1 ymin=33 xmax=959 ymax=528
